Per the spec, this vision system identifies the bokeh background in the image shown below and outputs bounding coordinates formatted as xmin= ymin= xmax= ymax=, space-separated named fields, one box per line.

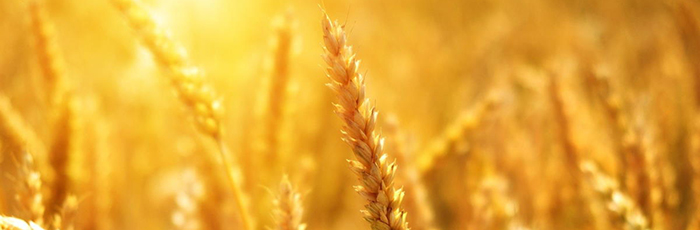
xmin=1 ymin=0 xmax=700 ymax=229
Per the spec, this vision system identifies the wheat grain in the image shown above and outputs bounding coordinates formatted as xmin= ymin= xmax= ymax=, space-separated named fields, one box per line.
xmin=0 ymin=216 xmax=46 ymax=230
xmin=109 ymin=0 xmax=253 ymax=229
xmin=272 ymin=175 xmax=306 ymax=230
xmin=322 ymin=10 xmax=409 ymax=230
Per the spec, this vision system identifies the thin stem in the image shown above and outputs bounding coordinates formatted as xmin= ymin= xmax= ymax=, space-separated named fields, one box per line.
xmin=215 ymin=136 xmax=254 ymax=230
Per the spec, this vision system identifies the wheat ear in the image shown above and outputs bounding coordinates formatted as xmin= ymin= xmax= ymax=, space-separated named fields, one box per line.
xmin=418 ymin=98 xmax=496 ymax=174
xmin=0 ymin=216 xmax=46 ymax=230
xmin=548 ymin=76 xmax=582 ymax=188
xmin=15 ymin=152 xmax=45 ymax=226
xmin=109 ymin=0 xmax=253 ymax=229
xmin=322 ymin=10 xmax=409 ymax=230
xmin=264 ymin=13 xmax=293 ymax=162
xmin=272 ymin=175 xmax=306 ymax=230
xmin=580 ymin=161 xmax=650 ymax=230
xmin=28 ymin=0 xmax=65 ymax=104
xmin=50 ymin=195 xmax=77 ymax=230
xmin=587 ymin=73 xmax=653 ymax=219
xmin=28 ymin=0 xmax=76 ymax=217
xmin=384 ymin=117 xmax=437 ymax=230
xmin=0 ymin=96 xmax=46 ymax=161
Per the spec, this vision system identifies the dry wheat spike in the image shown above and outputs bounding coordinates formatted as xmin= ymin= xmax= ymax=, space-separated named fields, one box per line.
xmin=321 ymin=10 xmax=409 ymax=230
xmin=272 ymin=175 xmax=306 ymax=230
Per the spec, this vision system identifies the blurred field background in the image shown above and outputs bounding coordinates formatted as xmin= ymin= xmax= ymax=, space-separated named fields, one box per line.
xmin=2 ymin=0 xmax=700 ymax=229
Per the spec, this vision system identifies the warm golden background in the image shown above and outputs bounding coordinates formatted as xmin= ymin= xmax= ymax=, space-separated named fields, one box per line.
xmin=1 ymin=0 xmax=700 ymax=229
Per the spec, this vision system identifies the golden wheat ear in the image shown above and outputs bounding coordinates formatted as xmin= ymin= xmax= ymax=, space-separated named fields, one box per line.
xmin=272 ymin=175 xmax=306 ymax=230
xmin=109 ymin=0 xmax=253 ymax=229
xmin=15 ymin=152 xmax=45 ymax=226
xmin=580 ymin=160 xmax=650 ymax=230
xmin=321 ymin=9 xmax=410 ymax=230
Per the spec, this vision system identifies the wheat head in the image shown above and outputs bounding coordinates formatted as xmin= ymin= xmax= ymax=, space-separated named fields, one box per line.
xmin=109 ymin=1 xmax=253 ymax=229
xmin=322 ymin=10 xmax=409 ymax=230
xmin=28 ymin=0 xmax=66 ymax=104
xmin=264 ymin=12 xmax=293 ymax=162
xmin=110 ymin=0 xmax=223 ymax=138
xmin=14 ymin=152 xmax=45 ymax=226
xmin=0 ymin=96 xmax=46 ymax=161
xmin=384 ymin=116 xmax=437 ymax=230
xmin=418 ymin=97 xmax=496 ymax=174
xmin=272 ymin=175 xmax=306 ymax=230
xmin=580 ymin=160 xmax=650 ymax=230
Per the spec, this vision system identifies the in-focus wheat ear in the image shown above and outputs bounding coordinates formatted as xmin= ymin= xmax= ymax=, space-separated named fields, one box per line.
xmin=321 ymin=10 xmax=410 ymax=230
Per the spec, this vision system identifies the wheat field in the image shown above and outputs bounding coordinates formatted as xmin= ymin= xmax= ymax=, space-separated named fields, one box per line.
xmin=1 ymin=0 xmax=700 ymax=229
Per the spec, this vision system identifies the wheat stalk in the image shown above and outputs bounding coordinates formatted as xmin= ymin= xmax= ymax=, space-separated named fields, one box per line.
xmin=322 ymin=10 xmax=409 ymax=230
xmin=0 ymin=216 xmax=46 ymax=230
xmin=272 ymin=175 xmax=306 ymax=230
xmin=109 ymin=0 xmax=253 ymax=229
